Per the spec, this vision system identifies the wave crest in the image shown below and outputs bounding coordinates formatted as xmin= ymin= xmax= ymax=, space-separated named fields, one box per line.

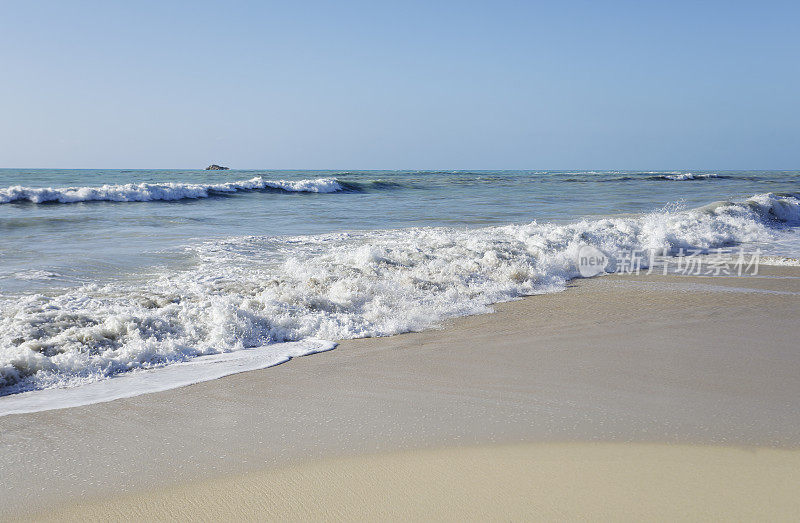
xmin=0 ymin=177 xmax=343 ymax=204
xmin=660 ymin=173 xmax=720 ymax=181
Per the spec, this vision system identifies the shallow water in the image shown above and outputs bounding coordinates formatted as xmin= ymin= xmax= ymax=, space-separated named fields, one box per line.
xmin=1 ymin=169 xmax=798 ymax=293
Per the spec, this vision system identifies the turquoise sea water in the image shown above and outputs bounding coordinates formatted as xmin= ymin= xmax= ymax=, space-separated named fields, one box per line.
xmin=1 ymin=169 xmax=799 ymax=404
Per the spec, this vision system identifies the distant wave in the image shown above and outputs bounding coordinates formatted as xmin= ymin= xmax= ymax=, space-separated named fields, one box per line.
xmin=0 ymin=173 xmax=735 ymax=203
xmin=658 ymin=173 xmax=720 ymax=181
xmin=564 ymin=173 xmax=727 ymax=183
xmin=0 ymin=177 xmax=344 ymax=204
xmin=337 ymin=179 xmax=408 ymax=191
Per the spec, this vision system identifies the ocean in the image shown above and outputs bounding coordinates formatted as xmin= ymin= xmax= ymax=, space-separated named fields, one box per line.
xmin=1 ymin=169 xmax=799 ymax=413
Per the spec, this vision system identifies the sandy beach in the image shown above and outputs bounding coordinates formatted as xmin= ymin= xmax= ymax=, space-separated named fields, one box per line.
xmin=4 ymin=1 xmax=799 ymax=519
xmin=2 ymin=266 xmax=800 ymax=520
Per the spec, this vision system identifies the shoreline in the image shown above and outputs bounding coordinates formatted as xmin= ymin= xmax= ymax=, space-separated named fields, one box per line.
xmin=2 ymin=266 xmax=799 ymax=518
xmin=4 ymin=255 xmax=797 ymax=418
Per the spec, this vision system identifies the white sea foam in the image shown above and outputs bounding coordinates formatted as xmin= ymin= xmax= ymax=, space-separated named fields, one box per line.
xmin=759 ymin=256 xmax=800 ymax=266
xmin=0 ymin=177 xmax=343 ymax=204
xmin=663 ymin=173 xmax=719 ymax=181
xmin=1 ymin=192 xmax=798 ymax=408
xmin=0 ymin=339 xmax=335 ymax=416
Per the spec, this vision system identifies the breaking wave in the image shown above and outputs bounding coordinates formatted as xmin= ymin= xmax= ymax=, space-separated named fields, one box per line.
xmin=0 ymin=177 xmax=345 ymax=204
xmin=0 ymin=172 xmax=739 ymax=205
xmin=659 ymin=173 xmax=720 ymax=181
xmin=563 ymin=172 xmax=728 ymax=183
xmin=1 ymin=192 xmax=798 ymax=398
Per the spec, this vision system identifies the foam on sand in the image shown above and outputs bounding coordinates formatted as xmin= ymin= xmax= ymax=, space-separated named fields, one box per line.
xmin=0 ymin=339 xmax=334 ymax=416
xmin=759 ymin=255 xmax=800 ymax=266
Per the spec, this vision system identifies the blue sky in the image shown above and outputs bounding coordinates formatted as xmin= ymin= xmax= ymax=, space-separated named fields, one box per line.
xmin=1 ymin=0 xmax=798 ymax=169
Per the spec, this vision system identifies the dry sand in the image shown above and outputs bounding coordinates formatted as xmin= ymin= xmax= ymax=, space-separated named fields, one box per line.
xmin=2 ymin=267 xmax=799 ymax=520
xmin=30 ymin=443 xmax=800 ymax=522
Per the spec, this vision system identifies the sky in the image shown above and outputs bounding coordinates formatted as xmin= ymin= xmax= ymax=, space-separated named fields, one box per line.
xmin=1 ymin=0 xmax=798 ymax=169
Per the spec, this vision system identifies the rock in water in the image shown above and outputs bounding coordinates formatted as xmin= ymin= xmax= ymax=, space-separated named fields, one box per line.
xmin=205 ymin=164 xmax=229 ymax=170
